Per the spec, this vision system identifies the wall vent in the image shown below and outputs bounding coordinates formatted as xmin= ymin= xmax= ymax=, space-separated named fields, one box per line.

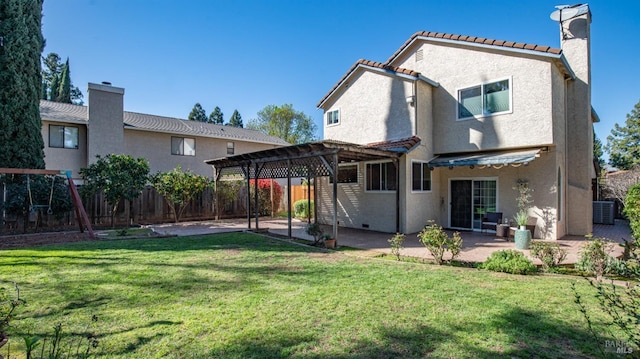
xmin=362 ymin=224 xmax=369 ymax=228
xmin=593 ymin=201 xmax=614 ymax=225
xmin=415 ymin=49 xmax=424 ymax=62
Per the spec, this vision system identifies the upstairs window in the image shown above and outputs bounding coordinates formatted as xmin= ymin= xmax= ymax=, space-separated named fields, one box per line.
xmin=227 ymin=142 xmax=235 ymax=155
xmin=366 ymin=162 xmax=396 ymax=191
xmin=326 ymin=109 xmax=340 ymax=125
xmin=171 ymin=137 xmax=195 ymax=156
xmin=411 ymin=161 xmax=432 ymax=192
xmin=49 ymin=125 xmax=79 ymax=149
xmin=458 ymin=79 xmax=511 ymax=120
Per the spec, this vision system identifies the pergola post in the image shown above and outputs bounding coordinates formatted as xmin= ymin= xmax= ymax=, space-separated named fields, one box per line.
xmin=287 ymin=159 xmax=292 ymax=238
xmin=313 ymin=175 xmax=318 ymax=223
xmin=246 ymin=163 xmax=251 ymax=229
xmin=332 ymin=153 xmax=338 ymax=241
xmin=213 ymin=167 xmax=219 ymax=221
xmin=254 ymin=163 xmax=260 ymax=230
xmin=306 ymin=172 xmax=311 ymax=224
xmin=394 ymin=158 xmax=400 ymax=233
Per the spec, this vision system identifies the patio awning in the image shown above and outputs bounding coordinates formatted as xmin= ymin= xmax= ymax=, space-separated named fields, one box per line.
xmin=428 ymin=148 xmax=542 ymax=168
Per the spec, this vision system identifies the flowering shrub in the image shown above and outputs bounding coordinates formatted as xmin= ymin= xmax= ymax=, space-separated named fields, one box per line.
xmin=249 ymin=179 xmax=282 ymax=216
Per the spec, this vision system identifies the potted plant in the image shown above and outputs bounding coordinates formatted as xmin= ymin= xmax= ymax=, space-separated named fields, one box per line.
xmin=514 ymin=210 xmax=528 ymax=231
xmin=305 ymin=222 xmax=324 ymax=245
xmin=322 ymin=233 xmax=337 ymax=249
xmin=513 ymin=210 xmax=532 ymax=249
xmin=513 ymin=179 xmax=534 ymax=249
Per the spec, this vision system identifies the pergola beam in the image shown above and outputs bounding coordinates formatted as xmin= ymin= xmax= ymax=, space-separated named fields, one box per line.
xmin=206 ymin=140 xmax=405 ymax=242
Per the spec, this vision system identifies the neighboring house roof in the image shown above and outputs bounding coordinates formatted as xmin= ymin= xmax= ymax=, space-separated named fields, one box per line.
xmin=40 ymin=100 xmax=88 ymax=125
xmin=317 ymin=59 xmax=438 ymax=109
xmin=384 ymin=31 xmax=574 ymax=79
xmin=39 ymin=100 xmax=289 ymax=146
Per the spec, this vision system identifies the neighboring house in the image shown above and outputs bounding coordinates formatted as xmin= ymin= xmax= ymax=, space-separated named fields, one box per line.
xmin=41 ymin=82 xmax=288 ymax=179
xmin=315 ymin=4 xmax=596 ymax=239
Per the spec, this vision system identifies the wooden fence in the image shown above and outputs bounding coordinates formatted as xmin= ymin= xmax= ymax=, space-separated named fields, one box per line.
xmin=1 ymin=183 xmax=315 ymax=233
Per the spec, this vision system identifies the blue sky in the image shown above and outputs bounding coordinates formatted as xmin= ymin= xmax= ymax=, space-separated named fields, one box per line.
xmin=42 ymin=0 xmax=639 ymax=157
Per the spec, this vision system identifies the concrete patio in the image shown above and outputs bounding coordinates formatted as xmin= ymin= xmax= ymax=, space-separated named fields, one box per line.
xmin=149 ymin=217 xmax=632 ymax=264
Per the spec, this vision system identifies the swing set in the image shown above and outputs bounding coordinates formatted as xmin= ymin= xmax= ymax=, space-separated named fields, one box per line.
xmin=0 ymin=168 xmax=94 ymax=239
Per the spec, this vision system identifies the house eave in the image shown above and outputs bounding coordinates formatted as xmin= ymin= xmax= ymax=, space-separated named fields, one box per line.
xmin=317 ymin=62 xmax=437 ymax=109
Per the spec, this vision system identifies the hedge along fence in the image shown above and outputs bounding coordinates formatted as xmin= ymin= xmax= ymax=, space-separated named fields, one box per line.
xmin=1 ymin=185 xmax=249 ymax=232
xmin=625 ymin=182 xmax=640 ymax=240
xmin=1 ymin=179 xmax=291 ymax=231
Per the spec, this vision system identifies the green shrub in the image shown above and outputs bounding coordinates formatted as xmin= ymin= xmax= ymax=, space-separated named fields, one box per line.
xmin=479 ymin=250 xmax=537 ymax=275
xmin=575 ymin=236 xmax=615 ymax=279
xmin=293 ymin=199 xmax=314 ymax=219
xmin=624 ymin=183 xmax=640 ymax=240
xmin=417 ymin=221 xmax=463 ymax=265
xmin=530 ymin=241 xmax=567 ymax=272
xmin=388 ymin=233 xmax=406 ymax=260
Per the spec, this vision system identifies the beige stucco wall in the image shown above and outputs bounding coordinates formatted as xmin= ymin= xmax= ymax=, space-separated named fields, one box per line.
xmin=392 ymin=42 xmax=556 ymax=154
xmin=433 ymin=149 xmax=559 ymax=239
xmin=316 ymin=162 xmax=397 ymax=232
xmin=42 ymin=120 xmax=88 ymax=179
xmin=87 ymin=83 xmax=125 ymax=163
xmin=563 ymin=12 xmax=593 ymax=236
xmin=124 ymin=129 xmax=280 ymax=177
xmin=323 ymin=69 xmax=416 ymax=144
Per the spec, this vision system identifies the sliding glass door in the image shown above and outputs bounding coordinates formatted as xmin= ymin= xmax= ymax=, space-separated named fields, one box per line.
xmin=450 ymin=179 xmax=497 ymax=230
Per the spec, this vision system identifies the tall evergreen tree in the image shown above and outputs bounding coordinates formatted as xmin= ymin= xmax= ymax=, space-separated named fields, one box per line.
xmin=208 ymin=106 xmax=224 ymax=124
xmin=606 ymin=100 xmax=640 ymax=170
xmin=42 ymin=52 xmax=61 ymax=89
xmin=188 ymin=103 xmax=207 ymax=122
xmin=49 ymin=71 xmax=60 ymax=101
xmin=227 ymin=109 xmax=243 ymax=128
xmin=593 ymin=132 xmax=605 ymax=168
xmin=57 ymin=58 xmax=71 ymax=103
xmin=41 ymin=80 xmax=47 ymax=99
xmin=41 ymin=52 xmax=83 ymax=104
xmin=0 ymin=0 xmax=46 ymax=169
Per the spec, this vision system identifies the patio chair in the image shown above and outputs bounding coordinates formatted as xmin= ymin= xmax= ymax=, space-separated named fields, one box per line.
xmin=481 ymin=212 xmax=503 ymax=235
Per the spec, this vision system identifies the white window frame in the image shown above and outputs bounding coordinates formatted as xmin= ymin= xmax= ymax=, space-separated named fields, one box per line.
xmin=456 ymin=77 xmax=512 ymax=121
xmin=49 ymin=124 xmax=79 ymax=149
xmin=411 ymin=160 xmax=432 ymax=193
xmin=365 ymin=161 xmax=396 ymax=193
xmin=171 ymin=136 xmax=196 ymax=156
xmin=329 ymin=163 xmax=359 ymax=184
xmin=326 ymin=109 xmax=340 ymax=126
xmin=227 ymin=141 xmax=235 ymax=155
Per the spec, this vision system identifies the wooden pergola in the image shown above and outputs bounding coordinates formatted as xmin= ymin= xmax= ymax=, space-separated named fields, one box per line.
xmin=206 ymin=140 xmax=404 ymax=242
xmin=0 ymin=168 xmax=94 ymax=238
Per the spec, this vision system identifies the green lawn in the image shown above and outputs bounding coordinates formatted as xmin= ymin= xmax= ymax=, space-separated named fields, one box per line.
xmin=0 ymin=233 xmax=620 ymax=358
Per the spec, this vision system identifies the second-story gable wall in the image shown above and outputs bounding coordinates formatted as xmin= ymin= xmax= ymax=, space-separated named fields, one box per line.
xmin=392 ymin=42 xmax=557 ymax=154
xmin=323 ymin=69 xmax=416 ymax=145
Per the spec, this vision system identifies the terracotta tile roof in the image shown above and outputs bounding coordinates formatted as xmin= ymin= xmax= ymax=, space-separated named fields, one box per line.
xmin=385 ymin=31 xmax=561 ymax=65
xmin=366 ymin=136 xmax=421 ymax=153
xmin=317 ymin=59 xmax=422 ymax=108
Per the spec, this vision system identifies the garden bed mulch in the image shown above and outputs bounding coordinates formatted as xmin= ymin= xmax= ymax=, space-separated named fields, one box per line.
xmin=0 ymin=231 xmax=96 ymax=249
xmin=0 ymin=230 xmax=170 ymax=249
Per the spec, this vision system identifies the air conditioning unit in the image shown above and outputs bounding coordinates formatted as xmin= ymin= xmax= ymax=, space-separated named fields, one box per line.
xmin=593 ymin=201 xmax=615 ymax=225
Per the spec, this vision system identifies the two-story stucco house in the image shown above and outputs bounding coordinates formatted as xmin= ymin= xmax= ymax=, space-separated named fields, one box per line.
xmin=41 ymin=82 xmax=288 ymax=180
xmin=315 ymin=4 xmax=596 ymax=239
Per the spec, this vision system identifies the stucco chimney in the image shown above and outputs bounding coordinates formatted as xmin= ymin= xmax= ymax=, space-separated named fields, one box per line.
xmin=559 ymin=4 xmax=593 ymax=235
xmin=87 ymin=82 xmax=125 ymax=164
